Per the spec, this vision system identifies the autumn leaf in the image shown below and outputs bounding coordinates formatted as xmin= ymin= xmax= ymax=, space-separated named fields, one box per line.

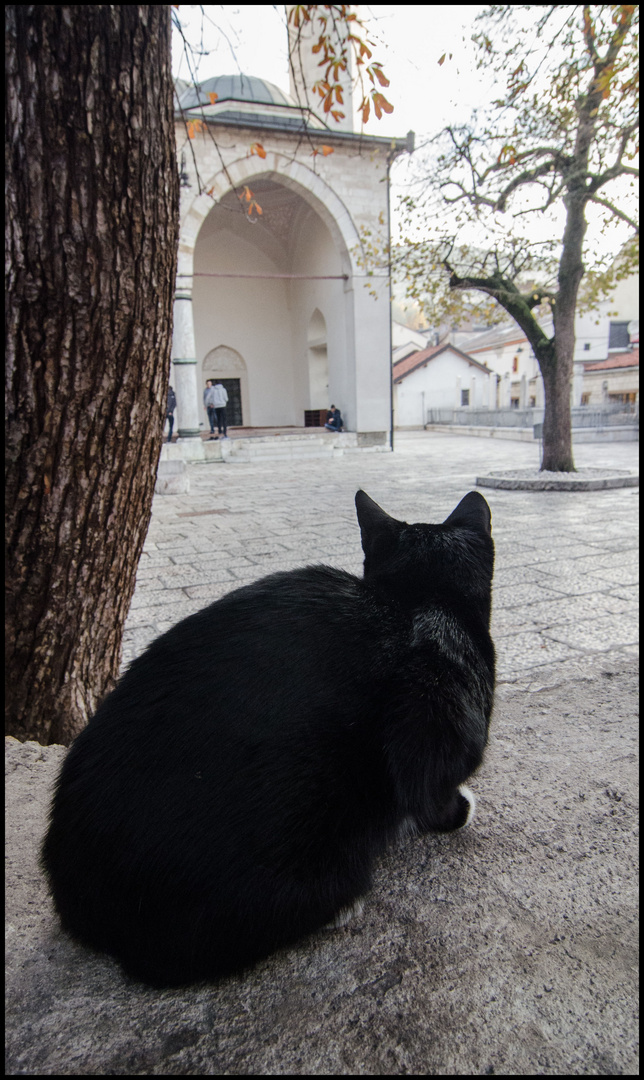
xmin=372 ymin=92 xmax=394 ymax=119
xmin=438 ymin=53 xmax=446 ymax=66
xmin=372 ymin=65 xmax=390 ymax=87
xmin=250 ymin=142 xmax=267 ymax=159
xmin=321 ymin=145 xmax=334 ymax=156
xmin=208 ymin=92 xmax=218 ymax=105
xmin=497 ymin=144 xmax=517 ymax=165
xmin=361 ymin=98 xmax=370 ymax=124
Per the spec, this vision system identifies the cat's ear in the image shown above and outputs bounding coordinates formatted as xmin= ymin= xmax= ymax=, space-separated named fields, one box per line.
xmin=355 ymin=490 xmax=400 ymax=561
xmin=444 ymin=491 xmax=492 ymax=535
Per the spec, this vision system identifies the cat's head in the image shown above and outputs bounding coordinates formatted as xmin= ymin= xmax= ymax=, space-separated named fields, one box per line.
xmin=355 ymin=490 xmax=494 ymax=615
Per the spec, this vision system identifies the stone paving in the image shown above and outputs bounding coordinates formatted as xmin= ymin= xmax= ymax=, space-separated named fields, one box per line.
xmin=6 ymin=431 xmax=639 ymax=1075
xmin=125 ymin=431 xmax=639 ymax=690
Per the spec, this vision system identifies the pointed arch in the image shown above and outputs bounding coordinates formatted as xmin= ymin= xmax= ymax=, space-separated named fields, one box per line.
xmin=180 ymin=152 xmax=361 ymax=277
xmin=203 ymin=345 xmax=249 ymax=427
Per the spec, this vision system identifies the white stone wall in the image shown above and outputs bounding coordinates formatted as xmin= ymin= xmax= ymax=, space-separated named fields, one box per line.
xmin=582 ymin=366 xmax=639 ymax=405
xmin=394 ymin=351 xmax=494 ymax=426
xmin=175 ymin=120 xmax=393 ymax=435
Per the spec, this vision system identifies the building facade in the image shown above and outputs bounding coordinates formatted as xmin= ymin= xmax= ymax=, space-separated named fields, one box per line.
xmin=170 ymin=50 xmax=410 ymax=452
xmin=393 ymin=345 xmax=495 ymax=427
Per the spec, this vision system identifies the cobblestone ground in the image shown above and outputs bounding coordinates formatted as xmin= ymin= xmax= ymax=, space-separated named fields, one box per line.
xmin=6 ymin=433 xmax=639 ymax=1075
xmin=125 ymin=432 xmax=639 ymax=689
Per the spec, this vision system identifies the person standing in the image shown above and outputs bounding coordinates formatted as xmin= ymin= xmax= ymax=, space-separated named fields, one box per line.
xmin=213 ymin=380 xmax=229 ymax=438
xmin=203 ymin=379 xmax=217 ymax=438
xmin=166 ymin=385 xmax=177 ymax=442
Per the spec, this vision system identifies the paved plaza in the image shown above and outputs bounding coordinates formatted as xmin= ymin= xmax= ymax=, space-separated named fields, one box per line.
xmin=6 ymin=432 xmax=639 ymax=1075
xmin=125 ymin=431 xmax=639 ymax=689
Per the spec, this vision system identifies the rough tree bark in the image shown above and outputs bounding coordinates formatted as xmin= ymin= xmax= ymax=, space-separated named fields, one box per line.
xmin=5 ymin=5 xmax=179 ymax=745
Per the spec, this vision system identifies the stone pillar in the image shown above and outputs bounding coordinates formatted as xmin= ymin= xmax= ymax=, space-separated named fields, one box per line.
xmin=455 ymin=377 xmax=462 ymax=408
xmin=470 ymin=376 xmax=476 ymax=408
xmin=519 ymin=374 xmax=527 ymax=408
xmin=571 ymin=361 xmax=584 ymax=407
xmin=171 ymin=273 xmax=202 ymax=440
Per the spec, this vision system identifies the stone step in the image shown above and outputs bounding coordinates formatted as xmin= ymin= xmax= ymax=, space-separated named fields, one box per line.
xmin=228 ymin=443 xmax=336 ymax=463
xmin=228 ymin=435 xmax=331 ymax=449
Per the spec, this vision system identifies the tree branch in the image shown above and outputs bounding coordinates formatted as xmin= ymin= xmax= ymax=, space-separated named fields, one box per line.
xmin=587 ymin=194 xmax=639 ymax=234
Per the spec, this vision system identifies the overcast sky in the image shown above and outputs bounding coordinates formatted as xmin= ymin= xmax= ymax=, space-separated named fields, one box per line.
xmin=171 ymin=5 xmax=636 ymax=265
xmin=172 ymin=5 xmax=491 ymax=140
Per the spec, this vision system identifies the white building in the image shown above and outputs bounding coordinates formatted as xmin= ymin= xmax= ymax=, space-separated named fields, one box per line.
xmin=170 ymin=20 xmax=411 ymax=454
xmin=393 ymin=344 xmax=494 ymax=428
xmin=454 ymin=271 xmax=639 ymax=408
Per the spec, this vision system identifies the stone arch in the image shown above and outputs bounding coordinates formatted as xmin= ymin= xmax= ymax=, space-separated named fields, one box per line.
xmin=180 ymin=152 xmax=361 ymax=278
xmin=307 ymin=308 xmax=329 ymax=410
xmin=203 ymin=345 xmax=249 ymax=426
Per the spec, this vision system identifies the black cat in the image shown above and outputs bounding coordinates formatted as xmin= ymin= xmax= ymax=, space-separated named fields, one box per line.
xmin=41 ymin=490 xmax=495 ymax=987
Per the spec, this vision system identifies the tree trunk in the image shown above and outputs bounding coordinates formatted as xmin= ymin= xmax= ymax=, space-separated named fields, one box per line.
xmin=540 ymin=351 xmax=575 ymax=472
xmin=5 ymin=6 xmax=179 ymax=745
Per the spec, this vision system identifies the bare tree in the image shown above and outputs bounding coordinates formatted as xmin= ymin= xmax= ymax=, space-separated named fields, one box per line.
xmin=390 ymin=5 xmax=638 ymax=470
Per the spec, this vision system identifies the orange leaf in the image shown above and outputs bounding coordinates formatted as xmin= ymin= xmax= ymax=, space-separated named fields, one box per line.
xmin=243 ymin=186 xmax=253 ymax=202
xmin=250 ymin=142 xmax=267 ymax=159
xmin=372 ymin=66 xmax=390 ymax=88
xmin=208 ymin=92 xmax=218 ymax=105
xmin=187 ymin=121 xmax=195 ymax=140
xmin=321 ymin=145 xmax=334 ymax=156
xmin=361 ymin=99 xmax=370 ymax=124
xmin=372 ymin=92 xmax=394 ymax=119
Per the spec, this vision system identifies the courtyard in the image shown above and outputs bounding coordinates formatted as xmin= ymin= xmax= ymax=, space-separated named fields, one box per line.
xmin=6 ymin=432 xmax=639 ymax=1075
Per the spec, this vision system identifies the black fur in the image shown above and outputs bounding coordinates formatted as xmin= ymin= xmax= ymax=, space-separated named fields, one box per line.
xmin=41 ymin=490 xmax=495 ymax=987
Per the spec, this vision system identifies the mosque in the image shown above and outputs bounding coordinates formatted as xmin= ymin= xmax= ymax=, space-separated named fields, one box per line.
xmin=169 ymin=14 xmax=412 ymax=454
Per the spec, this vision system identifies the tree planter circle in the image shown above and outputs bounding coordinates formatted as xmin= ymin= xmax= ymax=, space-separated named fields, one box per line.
xmin=476 ymin=468 xmax=638 ymax=491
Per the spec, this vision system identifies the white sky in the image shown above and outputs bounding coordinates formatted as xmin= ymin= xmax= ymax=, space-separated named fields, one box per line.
xmin=171 ymin=5 xmax=491 ymax=139
xmin=171 ymin=5 xmax=636 ymax=267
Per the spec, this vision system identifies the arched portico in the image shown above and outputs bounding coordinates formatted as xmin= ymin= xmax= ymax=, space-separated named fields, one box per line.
xmin=170 ymin=74 xmax=407 ymax=449
xmin=180 ymin=165 xmax=363 ymax=430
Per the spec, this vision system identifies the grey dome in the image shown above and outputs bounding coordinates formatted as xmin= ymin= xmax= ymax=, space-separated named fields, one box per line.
xmin=176 ymin=74 xmax=297 ymax=112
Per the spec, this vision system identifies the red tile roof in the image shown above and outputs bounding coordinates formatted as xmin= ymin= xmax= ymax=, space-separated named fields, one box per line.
xmin=393 ymin=344 xmax=491 ymax=382
xmin=584 ymin=349 xmax=639 ymax=371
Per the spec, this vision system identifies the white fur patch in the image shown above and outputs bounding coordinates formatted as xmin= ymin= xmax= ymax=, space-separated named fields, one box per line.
xmin=324 ymin=897 xmax=365 ymax=930
xmin=457 ymin=784 xmax=476 ymax=828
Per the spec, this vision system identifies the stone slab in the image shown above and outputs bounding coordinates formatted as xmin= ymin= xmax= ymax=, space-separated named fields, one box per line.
xmin=5 ymin=662 xmax=638 ymax=1075
xmin=477 ymin=468 xmax=638 ymax=491
xmin=6 ymin=431 xmax=639 ymax=1075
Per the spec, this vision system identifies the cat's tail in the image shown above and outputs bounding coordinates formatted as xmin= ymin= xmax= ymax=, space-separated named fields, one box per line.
xmin=457 ymin=785 xmax=476 ymax=828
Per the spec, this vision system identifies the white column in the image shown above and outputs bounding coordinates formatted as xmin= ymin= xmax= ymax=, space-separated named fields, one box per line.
xmin=171 ymin=272 xmax=202 ymax=440
xmin=571 ymin=361 xmax=584 ymax=407
xmin=470 ymin=376 xmax=476 ymax=408
xmin=519 ymin=374 xmax=527 ymax=407
xmin=455 ymin=377 xmax=462 ymax=408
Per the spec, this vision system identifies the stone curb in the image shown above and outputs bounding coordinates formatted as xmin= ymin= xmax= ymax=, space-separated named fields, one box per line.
xmin=476 ymin=469 xmax=639 ymax=491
